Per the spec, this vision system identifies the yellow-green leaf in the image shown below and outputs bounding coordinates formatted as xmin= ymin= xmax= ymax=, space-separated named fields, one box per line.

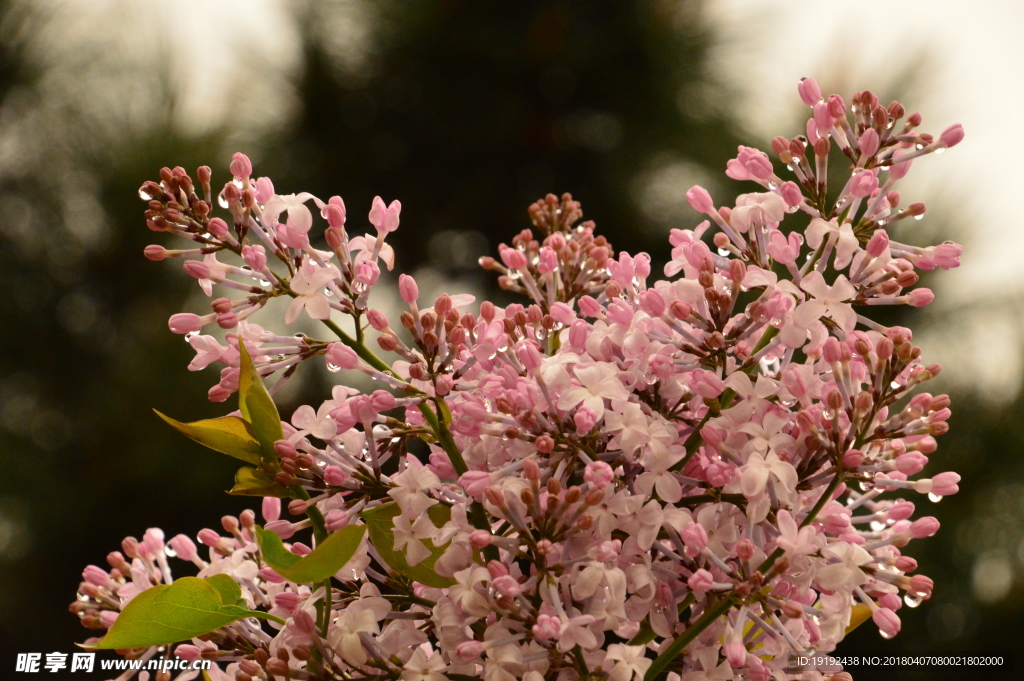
xmin=361 ymin=502 xmax=455 ymax=588
xmin=81 ymin=576 xmax=283 ymax=650
xmin=255 ymin=525 xmax=366 ymax=583
xmin=845 ymin=602 xmax=873 ymax=634
xmin=154 ymin=412 xmax=263 ymax=465
xmin=229 ymin=466 xmax=290 ymax=497
xmin=238 ymin=342 xmax=283 ymax=462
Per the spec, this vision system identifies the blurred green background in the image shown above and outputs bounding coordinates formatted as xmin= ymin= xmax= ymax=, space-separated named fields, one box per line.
xmin=0 ymin=1 xmax=1020 ymax=679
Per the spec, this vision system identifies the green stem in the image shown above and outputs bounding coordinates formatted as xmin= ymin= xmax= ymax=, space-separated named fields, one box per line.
xmin=644 ymin=595 xmax=737 ymax=681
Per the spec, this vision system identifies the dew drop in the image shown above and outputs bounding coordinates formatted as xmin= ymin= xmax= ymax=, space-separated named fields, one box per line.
xmin=184 ymin=330 xmax=199 ymax=342
xmin=890 ymin=381 xmax=901 ymax=389
xmin=870 ymin=521 xmax=886 ymax=532
xmin=879 ymin=628 xmax=896 ymax=639
xmin=904 ymin=593 xmax=923 ymax=608
xmin=139 ymin=188 xmax=154 ymax=200
xmin=933 ymin=147 xmax=945 ymax=155
xmin=217 ymin=191 xmax=229 ymax=209
xmin=928 ymin=492 xmax=943 ymax=503
xmin=859 ymin=481 xmax=875 ymax=492
xmin=915 ymin=143 xmax=925 ymax=151
xmin=326 ymin=363 xmax=341 ymax=373
xmin=823 ymin=408 xmax=836 ymax=420
xmin=164 ymin=545 xmax=178 ymax=558
xmin=913 ymin=214 xmax=924 ymax=221
xmin=718 ymin=248 xmax=731 ymax=257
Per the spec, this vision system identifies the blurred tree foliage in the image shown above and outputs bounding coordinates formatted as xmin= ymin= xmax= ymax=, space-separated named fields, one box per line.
xmin=0 ymin=0 xmax=744 ymax=659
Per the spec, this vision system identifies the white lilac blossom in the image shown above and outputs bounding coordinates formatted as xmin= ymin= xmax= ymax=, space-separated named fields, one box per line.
xmin=73 ymin=80 xmax=964 ymax=681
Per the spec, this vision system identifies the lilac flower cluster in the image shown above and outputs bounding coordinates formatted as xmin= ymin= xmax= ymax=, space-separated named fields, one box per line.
xmin=72 ymin=79 xmax=964 ymax=681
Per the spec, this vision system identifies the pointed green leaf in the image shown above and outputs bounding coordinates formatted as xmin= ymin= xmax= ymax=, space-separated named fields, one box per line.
xmin=154 ymin=412 xmax=263 ymax=465
xmin=361 ymin=502 xmax=455 ymax=588
xmin=238 ymin=342 xmax=283 ymax=462
xmin=229 ymin=466 xmax=290 ymax=498
xmin=82 ymin=576 xmax=283 ymax=650
xmin=255 ymin=525 xmax=366 ymax=583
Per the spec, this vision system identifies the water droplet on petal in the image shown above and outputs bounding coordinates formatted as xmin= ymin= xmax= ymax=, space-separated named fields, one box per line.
xmin=139 ymin=188 xmax=154 ymax=200
xmin=933 ymin=147 xmax=945 ymax=155
xmin=718 ymin=248 xmax=731 ymax=257
xmin=859 ymin=481 xmax=875 ymax=492
xmin=326 ymin=363 xmax=341 ymax=373
xmin=870 ymin=521 xmax=886 ymax=532
xmin=928 ymin=492 xmax=943 ymax=503
xmin=184 ymin=330 xmax=199 ymax=342
xmin=904 ymin=594 xmax=923 ymax=608
xmin=879 ymin=628 xmax=896 ymax=639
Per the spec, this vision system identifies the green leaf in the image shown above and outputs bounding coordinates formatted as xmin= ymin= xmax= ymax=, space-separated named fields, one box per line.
xmin=255 ymin=525 xmax=367 ymax=583
xmin=229 ymin=466 xmax=290 ymax=497
xmin=238 ymin=341 xmax=283 ymax=462
xmin=82 ymin=576 xmax=283 ymax=650
xmin=154 ymin=412 xmax=263 ymax=465
xmin=361 ymin=502 xmax=455 ymax=588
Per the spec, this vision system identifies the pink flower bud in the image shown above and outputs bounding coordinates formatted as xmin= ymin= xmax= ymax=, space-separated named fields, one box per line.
xmin=260 ymin=566 xmax=286 ymax=583
xmin=324 ymin=509 xmax=349 ymax=531
xmin=262 ymin=496 xmax=281 ymax=523
xmin=910 ymin=516 xmax=940 ymax=538
xmin=144 ymin=244 xmax=168 ymax=261
xmin=681 ymin=522 xmax=708 ymax=554
xmin=366 ymin=308 xmax=389 ymax=331
xmin=516 ymin=341 xmax=543 ymax=370
xmin=596 ymin=539 xmax=621 ymax=562
xmin=174 ymin=644 xmax=201 ymax=662
xmin=99 ymin=610 xmax=119 ymax=629
xmin=83 ymin=565 xmax=109 ymax=586
xmin=456 ymin=641 xmax=484 ymax=661
xmin=896 ymin=451 xmax=928 ymax=475
xmin=939 ymin=123 xmax=964 ymax=148
xmin=686 ymin=185 xmax=715 ymax=214
xmin=931 ymin=471 xmax=960 ymax=496
xmin=459 ymin=471 xmax=492 ymax=501
xmin=242 ymin=245 xmax=267 ymax=271
xmin=859 ymin=128 xmax=880 ymax=158
xmin=549 ymin=302 xmax=576 ymax=325
xmin=584 ymin=461 xmax=615 ymax=489
xmin=574 ymin=407 xmax=597 ymax=433
xmin=532 ymin=614 xmax=561 ymax=640
xmin=535 ymin=434 xmax=555 ymax=453
xmin=895 ymin=556 xmax=918 ymax=572
xmin=169 ymin=313 xmax=204 ymax=334
xmin=843 ymin=449 xmax=864 ymax=468
xmin=797 ymin=77 xmax=822 ymax=106
xmin=265 ymin=520 xmax=295 ymax=539
xmin=324 ymin=203 xmax=346 ymax=228
xmin=866 ymin=230 xmax=889 ymax=257
xmin=887 ymin=501 xmax=915 ymax=521
xmin=323 ymin=466 xmax=347 ymax=487
xmin=907 ymin=288 xmax=934 ymax=307
xmin=780 ymin=181 xmax=803 ymax=207
xmin=469 ymin=530 xmax=492 ymax=549
xmin=398 ymin=274 xmax=419 ymax=305
xmin=207 ymin=217 xmax=229 ymax=238
xmin=827 ymin=94 xmax=846 ymax=118
xmin=735 ymin=539 xmax=755 ymax=561
xmin=724 ymin=641 xmax=747 ymax=668
xmin=326 ymin=343 xmax=360 ymax=370
xmin=368 ymin=196 xmax=401 ymax=233
xmin=909 ymin=574 xmax=934 ymax=598
xmin=493 ymin=574 xmax=522 ymax=597
xmin=500 ymin=247 xmax=528 ymax=270
xmin=569 ymin=319 xmax=589 ymax=349
xmin=197 ymin=529 xmax=222 ymax=547
xmin=229 ymin=152 xmax=252 ymax=179
xmin=688 ymin=568 xmax=714 ymax=593
xmin=537 ymin=247 xmax=558 ymax=274
xmin=293 ymin=609 xmax=317 ymax=635
xmin=878 ymin=592 xmax=902 ymax=611
xmin=166 ymin=534 xmax=197 ymax=562
xmin=872 ymin=607 xmax=901 ymax=638
xmin=638 ymin=290 xmax=666 ymax=317
xmin=745 ymin=152 xmax=773 ymax=180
